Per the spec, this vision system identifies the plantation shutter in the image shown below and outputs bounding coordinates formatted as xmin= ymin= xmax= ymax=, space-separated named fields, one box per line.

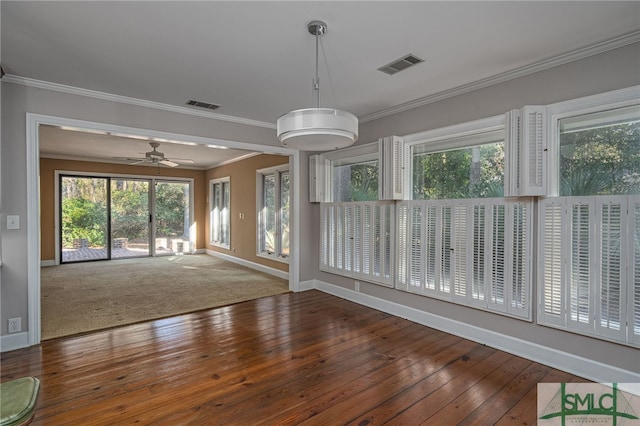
xmin=504 ymin=106 xmax=547 ymax=197
xmin=596 ymin=198 xmax=626 ymax=341
xmin=380 ymin=136 xmax=405 ymax=200
xmin=568 ymin=198 xmax=595 ymax=334
xmin=396 ymin=204 xmax=408 ymax=290
xmin=395 ymin=199 xmax=532 ymax=320
xmin=319 ymin=202 xmax=394 ymax=287
xmin=452 ymin=205 xmax=469 ymax=302
xmin=538 ymin=195 xmax=638 ymax=346
xmin=539 ymin=199 xmax=565 ymax=327
xmin=630 ymin=200 xmax=640 ymax=345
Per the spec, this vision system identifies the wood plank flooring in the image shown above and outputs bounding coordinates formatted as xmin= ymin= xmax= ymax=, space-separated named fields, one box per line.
xmin=1 ymin=290 xmax=588 ymax=425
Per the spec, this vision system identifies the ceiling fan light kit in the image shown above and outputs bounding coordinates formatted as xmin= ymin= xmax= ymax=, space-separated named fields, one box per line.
xmin=277 ymin=20 xmax=358 ymax=151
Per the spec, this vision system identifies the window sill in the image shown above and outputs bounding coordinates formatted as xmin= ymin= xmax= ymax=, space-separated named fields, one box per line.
xmin=257 ymin=252 xmax=289 ymax=264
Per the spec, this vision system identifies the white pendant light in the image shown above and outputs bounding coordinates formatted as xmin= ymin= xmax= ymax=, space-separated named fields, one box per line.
xmin=277 ymin=20 xmax=358 ymax=151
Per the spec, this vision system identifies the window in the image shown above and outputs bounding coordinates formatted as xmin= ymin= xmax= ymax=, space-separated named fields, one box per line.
xmin=400 ymin=117 xmax=531 ymax=319
xmin=558 ymin=105 xmax=640 ymax=196
xmin=539 ymin=88 xmax=640 ymax=347
xmin=257 ymin=166 xmax=289 ymax=261
xmin=318 ymin=142 xmax=393 ymax=285
xmin=411 ymin=129 xmax=505 ymax=200
xmin=323 ymin=143 xmax=380 ymax=202
xmin=210 ymin=177 xmax=230 ymax=248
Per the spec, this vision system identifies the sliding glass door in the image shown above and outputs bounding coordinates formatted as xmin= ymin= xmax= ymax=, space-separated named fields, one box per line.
xmin=154 ymin=181 xmax=190 ymax=255
xmin=60 ymin=174 xmax=191 ymax=263
xmin=60 ymin=176 xmax=109 ymax=262
xmin=111 ymin=178 xmax=150 ymax=259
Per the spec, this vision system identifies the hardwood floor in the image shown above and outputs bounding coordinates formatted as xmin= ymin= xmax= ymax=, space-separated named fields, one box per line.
xmin=1 ymin=290 xmax=587 ymax=425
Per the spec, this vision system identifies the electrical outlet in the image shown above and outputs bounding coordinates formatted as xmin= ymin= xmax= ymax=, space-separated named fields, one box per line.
xmin=8 ymin=317 xmax=21 ymax=333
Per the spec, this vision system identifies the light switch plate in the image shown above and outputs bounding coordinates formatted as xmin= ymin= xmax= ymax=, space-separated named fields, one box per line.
xmin=7 ymin=215 xmax=19 ymax=230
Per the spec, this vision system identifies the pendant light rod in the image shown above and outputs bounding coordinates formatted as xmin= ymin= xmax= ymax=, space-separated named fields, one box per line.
xmin=308 ymin=20 xmax=326 ymax=109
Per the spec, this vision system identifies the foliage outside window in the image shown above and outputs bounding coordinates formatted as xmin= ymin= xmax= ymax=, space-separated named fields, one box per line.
xmin=559 ymin=105 xmax=640 ymax=196
xmin=412 ymin=133 xmax=505 ymax=200
xmin=333 ymin=160 xmax=379 ymax=202
xmin=210 ymin=178 xmax=230 ymax=248
xmin=258 ymin=166 xmax=289 ymax=261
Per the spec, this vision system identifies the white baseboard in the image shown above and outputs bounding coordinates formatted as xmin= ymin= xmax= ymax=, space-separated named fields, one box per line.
xmin=0 ymin=332 xmax=29 ymax=353
xmin=206 ymin=250 xmax=289 ymax=280
xmin=298 ymin=280 xmax=316 ymax=292
xmin=41 ymin=259 xmax=56 ymax=267
xmin=305 ymin=279 xmax=640 ymax=384
xmin=193 ymin=249 xmax=206 ymax=254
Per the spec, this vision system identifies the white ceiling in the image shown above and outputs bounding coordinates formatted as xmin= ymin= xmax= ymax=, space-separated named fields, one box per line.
xmin=3 ymin=1 xmax=640 ymax=167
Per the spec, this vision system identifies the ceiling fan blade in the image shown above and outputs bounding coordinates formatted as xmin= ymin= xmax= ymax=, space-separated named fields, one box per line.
xmin=168 ymin=158 xmax=195 ymax=164
xmin=129 ymin=160 xmax=147 ymax=166
xmin=159 ymin=159 xmax=179 ymax=167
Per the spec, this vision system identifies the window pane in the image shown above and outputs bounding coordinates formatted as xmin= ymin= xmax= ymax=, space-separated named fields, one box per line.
xmin=280 ymin=172 xmax=290 ymax=257
xmin=212 ymin=183 xmax=220 ymax=242
xmin=263 ymin=175 xmax=276 ymax=254
xmin=412 ymin=143 xmax=504 ymax=200
xmin=559 ymin=105 xmax=640 ymax=196
xmin=333 ymin=160 xmax=379 ymax=202
xmin=222 ymin=182 xmax=230 ymax=245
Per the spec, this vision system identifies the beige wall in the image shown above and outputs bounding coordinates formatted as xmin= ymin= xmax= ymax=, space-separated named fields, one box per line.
xmin=39 ymin=158 xmax=207 ymax=261
xmin=205 ymin=154 xmax=290 ymax=273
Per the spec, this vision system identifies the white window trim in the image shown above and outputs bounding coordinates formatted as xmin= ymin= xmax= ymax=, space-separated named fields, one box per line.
xmin=209 ymin=177 xmax=230 ymax=249
xmin=256 ymin=164 xmax=290 ymax=263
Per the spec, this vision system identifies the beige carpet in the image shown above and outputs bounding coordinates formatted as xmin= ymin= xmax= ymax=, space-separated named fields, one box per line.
xmin=41 ymin=254 xmax=289 ymax=340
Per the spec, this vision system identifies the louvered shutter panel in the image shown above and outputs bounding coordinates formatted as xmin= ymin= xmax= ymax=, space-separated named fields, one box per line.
xmin=440 ymin=206 xmax=452 ymax=295
xmin=320 ymin=204 xmax=329 ymax=270
xmin=362 ymin=205 xmax=372 ymax=276
xmin=396 ymin=203 xmax=408 ymax=290
xmin=381 ymin=204 xmax=393 ymax=281
xmin=345 ymin=205 xmax=355 ymax=272
xmin=504 ymin=106 xmax=547 ymax=196
xmin=489 ymin=204 xmax=506 ymax=310
xmin=425 ymin=205 xmax=437 ymax=292
xmin=568 ymin=199 xmax=595 ymax=333
xmin=452 ymin=205 xmax=468 ymax=301
xmin=538 ymin=199 xmax=565 ymax=327
xmin=520 ymin=106 xmax=547 ymax=195
xmin=380 ymin=136 xmax=405 ymax=200
xmin=596 ymin=198 xmax=627 ymax=341
xmin=472 ymin=204 xmax=487 ymax=303
xmin=504 ymin=110 xmax=521 ymax=197
xmin=631 ymin=200 xmax=640 ymax=344
xmin=509 ymin=202 xmax=531 ymax=318
xmin=410 ymin=205 xmax=423 ymax=291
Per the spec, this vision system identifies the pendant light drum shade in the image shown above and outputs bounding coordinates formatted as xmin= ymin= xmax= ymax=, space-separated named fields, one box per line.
xmin=278 ymin=20 xmax=358 ymax=151
xmin=277 ymin=107 xmax=358 ymax=150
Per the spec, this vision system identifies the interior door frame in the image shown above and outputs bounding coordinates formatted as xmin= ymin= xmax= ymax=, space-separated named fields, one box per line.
xmin=55 ymin=171 xmax=195 ymax=265
xmin=27 ymin=113 xmax=299 ymax=347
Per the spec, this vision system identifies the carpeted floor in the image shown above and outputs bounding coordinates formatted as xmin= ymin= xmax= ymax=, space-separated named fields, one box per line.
xmin=41 ymin=254 xmax=289 ymax=340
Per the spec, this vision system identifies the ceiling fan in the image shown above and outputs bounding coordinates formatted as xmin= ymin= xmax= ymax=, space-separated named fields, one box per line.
xmin=116 ymin=142 xmax=195 ymax=168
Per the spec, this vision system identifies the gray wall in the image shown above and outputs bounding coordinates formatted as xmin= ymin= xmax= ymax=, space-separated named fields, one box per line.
xmin=2 ymin=42 xmax=639 ymax=373
xmin=312 ymin=42 xmax=640 ymax=373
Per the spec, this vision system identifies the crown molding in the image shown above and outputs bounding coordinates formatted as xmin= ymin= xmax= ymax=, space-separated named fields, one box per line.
xmin=1 ymin=75 xmax=276 ymax=130
xmin=360 ymin=30 xmax=640 ymax=123
xmin=3 ymin=30 xmax=639 ymax=128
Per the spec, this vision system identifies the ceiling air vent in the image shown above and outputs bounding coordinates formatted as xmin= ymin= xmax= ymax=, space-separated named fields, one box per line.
xmin=378 ymin=54 xmax=424 ymax=76
xmin=186 ymin=100 xmax=220 ymax=110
